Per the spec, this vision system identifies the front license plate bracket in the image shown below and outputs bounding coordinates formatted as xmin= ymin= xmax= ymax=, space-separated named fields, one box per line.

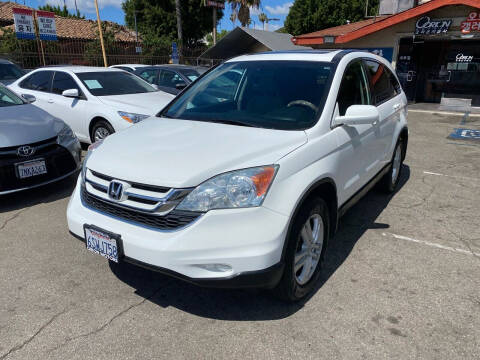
xmin=83 ymin=225 xmax=124 ymax=263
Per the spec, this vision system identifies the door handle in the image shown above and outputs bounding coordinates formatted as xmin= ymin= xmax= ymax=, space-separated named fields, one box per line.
xmin=48 ymin=99 xmax=54 ymax=103
xmin=393 ymin=103 xmax=401 ymax=111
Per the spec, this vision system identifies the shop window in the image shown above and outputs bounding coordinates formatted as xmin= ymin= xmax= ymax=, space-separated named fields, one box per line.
xmin=337 ymin=60 xmax=371 ymax=116
xmin=364 ymin=60 xmax=397 ymax=105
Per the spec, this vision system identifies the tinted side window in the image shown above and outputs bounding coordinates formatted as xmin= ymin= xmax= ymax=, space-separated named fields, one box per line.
xmin=364 ymin=60 xmax=397 ymax=105
xmin=52 ymin=72 xmax=80 ymax=94
xmin=19 ymin=71 xmax=54 ymax=92
xmin=389 ymin=68 xmax=402 ymax=94
xmin=337 ymin=61 xmax=371 ymax=116
xmin=138 ymin=69 xmax=157 ymax=84
xmin=158 ymin=70 xmax=183 ymax=87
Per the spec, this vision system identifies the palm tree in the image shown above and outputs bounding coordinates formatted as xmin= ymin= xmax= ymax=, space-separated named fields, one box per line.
xmin=175 ymin=0 xmax=182 ymax=56
xmin=258 ymin=12 xmax=267 ymax=30
xmin=230 ymin=12 xmax=236 ymax=28
xmin=228 ymin=0 xmax=260 ymax=28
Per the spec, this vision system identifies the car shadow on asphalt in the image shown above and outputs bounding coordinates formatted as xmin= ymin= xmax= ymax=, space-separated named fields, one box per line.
xmin=0 ymin=172 xmax=78 ymax=213
xmin=109 ymin=165 xmax=410 ymax=321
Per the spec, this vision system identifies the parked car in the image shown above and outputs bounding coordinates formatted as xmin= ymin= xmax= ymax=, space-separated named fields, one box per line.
xmin=134 ymin=64 xmax=204 ymax=95
xmin=9 ymin=66 xmax=175 ymax=144
xmin=67 ymin=50 xmax=408 ymax=301
xmin=0 ymin=84 xmax=81 ymax=195
xmin=0 ymin=59 xmax=26 ymax=85
xmin=109 ymin=64 xmax=149 ymax=73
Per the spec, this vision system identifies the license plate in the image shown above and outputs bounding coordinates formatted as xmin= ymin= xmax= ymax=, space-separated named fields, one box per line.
xmin=16 ymin=159 xmax=47 ymax=179
xmin=84 ymin=226 xmax=119 ymax=262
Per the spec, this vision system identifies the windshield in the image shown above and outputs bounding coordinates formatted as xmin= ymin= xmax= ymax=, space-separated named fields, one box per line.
xmin=162 ymin=61 xmax=333 ymax=130
xmin=77 ymin=71 xmax=157 ymax=96
xmin=0 ymin=63 xmax=25 ymax=81
xmin=0 ymin=86 xmax=24 ymax=107
xmin=179 ymin=68 xmax=200 ymax=82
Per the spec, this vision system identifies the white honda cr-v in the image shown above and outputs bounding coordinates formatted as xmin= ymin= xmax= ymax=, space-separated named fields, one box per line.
xmin=67 ymin=50 xmax=408 ymax=301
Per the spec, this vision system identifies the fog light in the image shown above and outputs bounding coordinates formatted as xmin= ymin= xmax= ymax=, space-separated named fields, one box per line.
xmin=194 ymin=264 xmax=232 ymax=273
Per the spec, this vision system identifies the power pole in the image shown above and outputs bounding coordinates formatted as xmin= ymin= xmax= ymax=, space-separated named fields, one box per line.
xmin=94 ymin=0 xmax=108 ymax=67
xmin=213 ymin=8 xmax=217 ymax=44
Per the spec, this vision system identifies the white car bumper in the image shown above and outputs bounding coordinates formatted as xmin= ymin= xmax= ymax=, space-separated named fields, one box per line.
xmin=67 ymin=178 xmax=289 ymax=288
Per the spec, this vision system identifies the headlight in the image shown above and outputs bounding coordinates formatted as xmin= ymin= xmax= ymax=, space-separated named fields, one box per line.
xmin=56 ymin=124 xmax=77 ymax=145
xmin=176 ymin=165 xmax=278 ymax=212
xmin=118 ymin=111 xmax=149 ymax=124
xmin=81 ymin=140 xmax=103 ymax=182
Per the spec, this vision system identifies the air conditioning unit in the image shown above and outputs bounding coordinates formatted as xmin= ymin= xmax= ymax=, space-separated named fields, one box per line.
xmin=379 ymin=0 xmax=417 ymax=15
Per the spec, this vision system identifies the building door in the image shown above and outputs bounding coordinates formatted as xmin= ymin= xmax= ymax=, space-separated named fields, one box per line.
xmin=396 ymin=38 xmax=419 ymax=102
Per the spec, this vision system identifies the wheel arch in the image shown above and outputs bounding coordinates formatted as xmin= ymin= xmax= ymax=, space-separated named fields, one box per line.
xmin=89 ymin=116 xmax=112 ymax=143
xmin=280 ymin=177 xmax=338 ymax=261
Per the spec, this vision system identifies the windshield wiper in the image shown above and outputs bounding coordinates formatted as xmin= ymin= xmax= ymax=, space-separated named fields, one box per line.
xmin=199 ymin=119 xmax=255 ymax=127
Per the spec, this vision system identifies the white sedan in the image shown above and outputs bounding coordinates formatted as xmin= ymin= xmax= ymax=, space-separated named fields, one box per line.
xmin=9 ymin=66 xmax=174 ymax=143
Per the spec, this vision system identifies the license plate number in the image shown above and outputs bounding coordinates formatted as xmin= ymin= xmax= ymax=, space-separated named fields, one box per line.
xmin=16 ymin=160 xmax=47 ymax=179
xmin=85 ymin=227 xmax=119 ymax=262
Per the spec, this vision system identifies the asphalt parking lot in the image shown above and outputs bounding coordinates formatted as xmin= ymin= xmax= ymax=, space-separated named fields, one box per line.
xmin=1 ymin=111 xmax=479 ymax=359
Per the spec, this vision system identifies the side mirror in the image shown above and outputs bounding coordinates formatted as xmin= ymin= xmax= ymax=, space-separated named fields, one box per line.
xmin=333 ymin=105 xmax=380 ymax=127
xmin=62 ymin=89 xmax=79 ymax=98
xmin=175 ymin=82 xmax=187 ymax=90
xmin=21 ymin=94 xmax=36 ymax=103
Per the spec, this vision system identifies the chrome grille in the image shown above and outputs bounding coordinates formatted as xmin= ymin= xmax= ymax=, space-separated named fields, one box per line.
xmin=81 ymin=187 xmax=201 ymax=230
xmin=82 ymin=170 xmax=200 ymax=230
xmin=84 ymin=169 xmax=192 ymax=215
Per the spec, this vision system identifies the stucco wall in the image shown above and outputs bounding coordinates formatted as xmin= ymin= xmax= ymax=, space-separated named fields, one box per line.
xmin=310 ymin=5 xmax=478 ymax=65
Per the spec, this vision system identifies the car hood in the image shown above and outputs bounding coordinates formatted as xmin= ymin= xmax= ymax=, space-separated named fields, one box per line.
xmin=97 ymin=91 xmax=175 ymax=116
xmin=88 ymin=118 xmax=308 ymax=188
xmin=0 ymin=104 xmax=64 ymax=147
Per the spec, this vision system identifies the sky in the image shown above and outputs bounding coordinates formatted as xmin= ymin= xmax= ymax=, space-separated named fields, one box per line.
xmin=13 ymin=0 xmax=292 ymax=32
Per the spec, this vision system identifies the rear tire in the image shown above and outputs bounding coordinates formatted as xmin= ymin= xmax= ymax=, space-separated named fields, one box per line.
xmin=380 ymin=139 xmax=404 ymax=193
xmin=273 ymin=197 xmax=329 ymax=302
xmin=90 ymin=120 xmax=114 ymax=143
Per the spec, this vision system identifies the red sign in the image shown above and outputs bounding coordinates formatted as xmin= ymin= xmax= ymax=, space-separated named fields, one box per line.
xmin=206 ymin=1 xmax=225 ymax=9
xmin=461 ymin=12 xmax=480 ymax=34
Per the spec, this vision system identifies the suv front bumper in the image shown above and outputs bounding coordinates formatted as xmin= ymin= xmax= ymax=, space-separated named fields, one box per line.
xmin=67 ymin=178 xmax=289 ymax=288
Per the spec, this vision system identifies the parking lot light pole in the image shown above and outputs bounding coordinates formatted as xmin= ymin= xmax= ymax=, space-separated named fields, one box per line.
xmin=94 ymin=0 xmax=108 ymax=67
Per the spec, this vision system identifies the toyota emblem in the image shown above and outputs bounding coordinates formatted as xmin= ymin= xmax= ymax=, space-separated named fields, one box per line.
xmin=17 ymin=145 xmax=36 ymax=157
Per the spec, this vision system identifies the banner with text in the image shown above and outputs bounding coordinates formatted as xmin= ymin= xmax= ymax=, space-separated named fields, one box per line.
xmin=37 ymin=11 xmax=57 ymax=41
xmin=13 ymin=8 xmax=35 ymax=40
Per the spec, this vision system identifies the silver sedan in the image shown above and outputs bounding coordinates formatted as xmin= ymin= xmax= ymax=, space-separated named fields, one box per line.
xmin=0 ymin=84 xmax=81 ymax=195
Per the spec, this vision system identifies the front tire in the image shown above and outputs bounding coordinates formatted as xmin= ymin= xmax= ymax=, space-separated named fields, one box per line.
xmin=274 ymin=197 xmax=329 ymax=302
xmin=91 ymin=120 xmax=115 ymax=143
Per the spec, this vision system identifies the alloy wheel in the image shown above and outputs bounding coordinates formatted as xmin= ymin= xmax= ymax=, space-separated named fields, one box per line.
xmin=94 ymin=127 xmax=110 ymax=141
xmin=391 ymin=145 xmax=402 ymax=184
xmin=294 ymin=214 xmax=324 ymax=285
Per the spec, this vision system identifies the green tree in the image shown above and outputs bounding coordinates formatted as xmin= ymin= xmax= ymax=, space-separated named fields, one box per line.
xmin=229 ymin=12 xmax=236 ymax=27
xmin=228 ymin=0 xmax=260 ymax=27
xmin=258 ymin=12 xmax=267 ymax=30
xmin=284 ymin=0 xmax=379 ymax=36
xmin=123 ymin=0 xmax=223 ymax=47
xmin=38 ymin=4 xmax=85 ymax=19
xmin=0 ymin=28 xmax=19 ymax=54
xmin=206 ymin=29 xmax=228 ymax=47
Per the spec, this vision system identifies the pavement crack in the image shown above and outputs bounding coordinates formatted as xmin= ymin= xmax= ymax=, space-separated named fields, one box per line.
xmin=48 ymin=283 xmax=171 ymax=354
xmin=0 ymin=309 xmax=66 ymax=360
xmin=0 ymin=209 xmax=28 ymax=232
